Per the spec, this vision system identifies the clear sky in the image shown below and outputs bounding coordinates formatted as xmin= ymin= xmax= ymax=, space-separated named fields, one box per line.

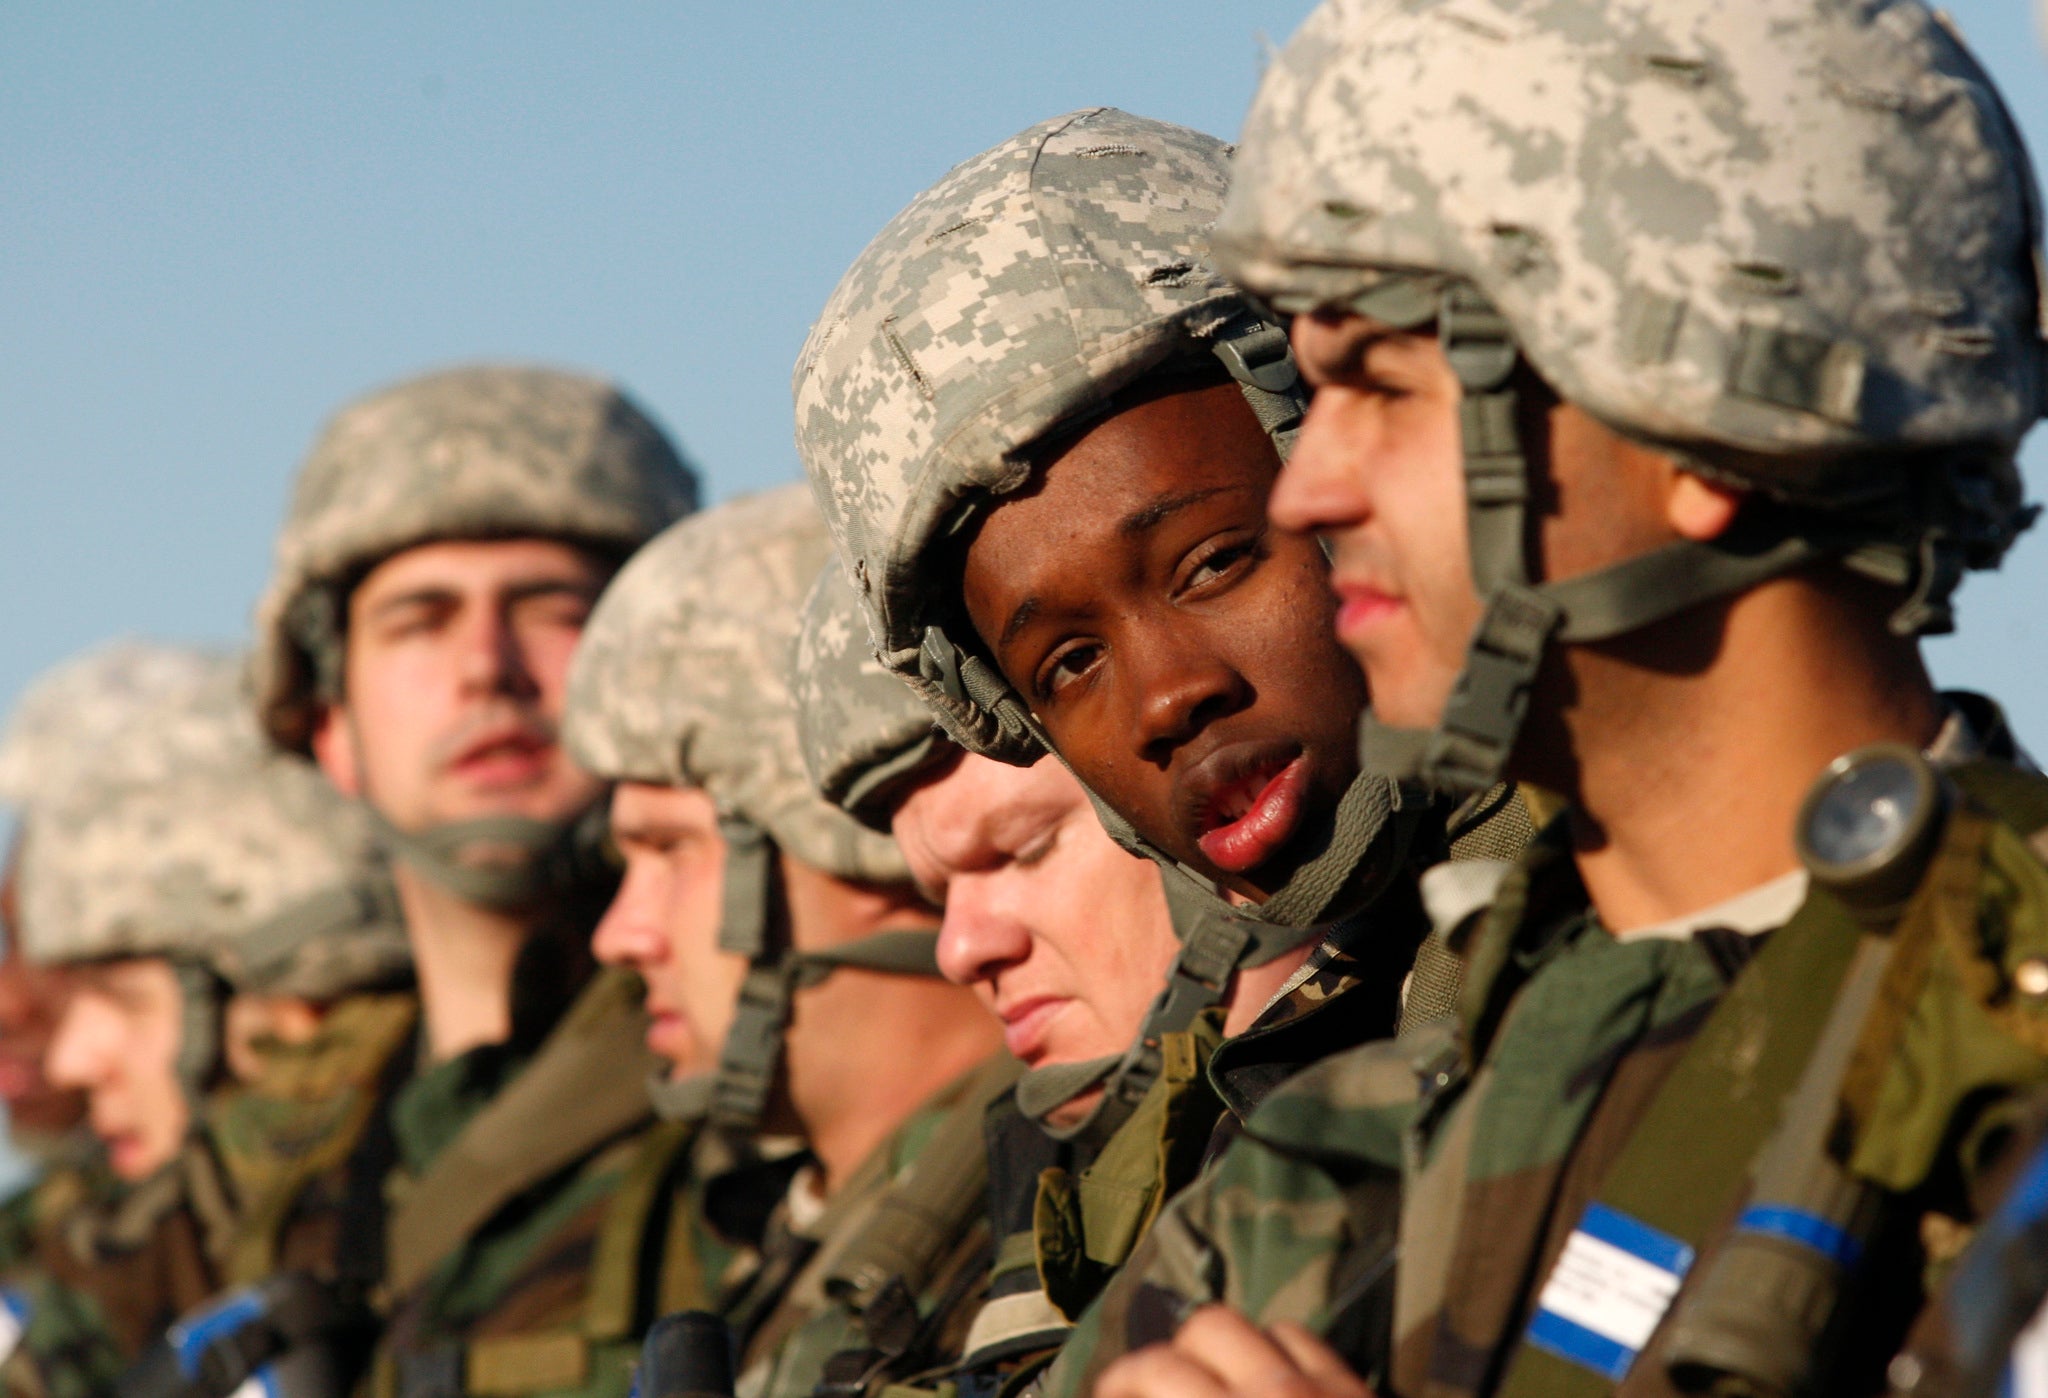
xmin=2 ymin=0 xmax=2044 ymax=744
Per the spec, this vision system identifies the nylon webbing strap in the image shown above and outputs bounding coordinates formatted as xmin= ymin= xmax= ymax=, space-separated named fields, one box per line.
xmin=716 ymin=818 xmax=778 ymax=960
xmin=1017 ymin=868 xmax=1258 ymax=1140
xmin=1014 ymin=1058 xmax=1120 ymax=1128
xmin=826 ymin=1056 xmax=1022 ymax=1313
xmin=1386 ymin=584 xmax=1562 ymax=796
xmin=1547 ymin=535 xmax=1825 ymax=645
xmin=1213 ymin=316 xmax=1308 ymax=460
xmin=709 ymin=930 xmax=942 ymax=1132
xmin=170 ymin=958 xmax=226 ymax=1100
xmin=369 ymin=809 xmax=586 ymax=911
xmin=1491 ymin=890 xmax=1867 ymax=1398
xmin=1253 ymin=771 xmax=1406 ymax=932
xmin=583 ymin=1119 xmax=698 ymax=1344
xmin=1495 ymin=803 xmax=1997 ymax=1398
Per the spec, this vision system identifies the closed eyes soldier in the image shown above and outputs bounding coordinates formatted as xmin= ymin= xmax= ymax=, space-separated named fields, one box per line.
xmin=1088 ymin=2 xmax=2048 ymax=1396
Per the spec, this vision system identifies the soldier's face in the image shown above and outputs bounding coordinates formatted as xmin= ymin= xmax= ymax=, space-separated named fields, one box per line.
xmin=311 ymin=538 xmax=610 ymax=839
xmin=960 ymin=378 xmax=1365 ymax=905
xmin=592 ymin=781 xmax=746 ymax=1075
xmin=45 ymin=957 xmax=187 ymax=1181
xmin=1271 ymin=313 xmax=1482 ymax=731
xmin=893 ymin=753 xmax=1177 ymax=1123
xmin=0 ymin=850 xmax=87 ymax=1145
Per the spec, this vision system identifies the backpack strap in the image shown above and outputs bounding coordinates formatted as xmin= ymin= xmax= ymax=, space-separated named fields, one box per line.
xmin=384 ymin=969 xmax=657 ymax=1300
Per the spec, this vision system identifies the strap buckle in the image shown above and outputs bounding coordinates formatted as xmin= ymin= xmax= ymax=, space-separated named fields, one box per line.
xmin=1214 ymin=321 xmax=1300 ymax=395
xmin=1428 ymin=584 xmax=1562 ymax=794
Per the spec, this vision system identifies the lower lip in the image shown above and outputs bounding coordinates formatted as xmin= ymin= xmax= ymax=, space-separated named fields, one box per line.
xmin=645 ymin=1012 xmax=696 ymax=1067
xmin=1335 ymin=589 xmax=1403 ymax=643
xmin=1197 ymin=756 xmax=1311 ymax=874
xmin=452 ymin=746 xmax=553 ymax=788
xmin=107 ymin=1134 xmax=151 ymax=1180
xmin=1001 ymin=998 xmax=1068 ymax=1062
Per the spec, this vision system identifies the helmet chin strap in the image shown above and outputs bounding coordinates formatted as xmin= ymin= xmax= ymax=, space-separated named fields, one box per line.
xmin=1356 ymin=282 xmax=1834 ymax=797
xmin=366 ymin=805 xmax=609 ymax=911
xmin=704 ymin=816 xmax=944 ymax=1137
xmin=170 ymin=957 xmax=228 ymax=1108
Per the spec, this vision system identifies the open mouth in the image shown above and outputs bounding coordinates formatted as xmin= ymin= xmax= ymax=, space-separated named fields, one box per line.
xmin=1190 ymin=748 xmax=1312 ymax=875
xmin=447 ymin=726 xmax=555 ymax=787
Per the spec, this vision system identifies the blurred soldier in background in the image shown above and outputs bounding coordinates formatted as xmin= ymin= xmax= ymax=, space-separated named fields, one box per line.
xmin=564 ymin=486 xmax=1005 ymax=1398
xmin=250 ymin=363 xmax=696 ymax=1397
xmin=0 ymin=640 xmax=413 ymax=1396
xmin=1089 ymin=0 xmax=2048 ymax=1394
xmin=0 ymin=869 xmax=86 ymax=1190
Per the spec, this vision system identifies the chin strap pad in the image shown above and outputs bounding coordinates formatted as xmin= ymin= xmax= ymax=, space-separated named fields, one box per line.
xmin=368 ymin=807 xmax=603 ymax=911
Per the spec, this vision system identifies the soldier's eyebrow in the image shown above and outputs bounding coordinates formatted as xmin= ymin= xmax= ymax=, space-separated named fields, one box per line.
xmin=1117 ymin=486 xmax=1231 ymax=538
xmin=998 ymin=597 xmax=1043 ymax=650
xmin=364 ymin=585 xmax=460 ymax=619
xmin=502 ymin=577 xmax=601 ymax=606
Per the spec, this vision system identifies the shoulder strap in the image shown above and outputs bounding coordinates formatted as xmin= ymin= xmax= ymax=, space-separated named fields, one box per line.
xmin=385 ymin=969 xmax=658 ymax=1298
xmin=1496 ymin=794 xmax=2013 ymax=1398
xmin=822 ymin=1054 xmax=1021 ymax=1316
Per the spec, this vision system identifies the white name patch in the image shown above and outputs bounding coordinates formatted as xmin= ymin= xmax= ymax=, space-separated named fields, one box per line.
xmin=1525 ymin=1203 xmax=1696 ymax=1380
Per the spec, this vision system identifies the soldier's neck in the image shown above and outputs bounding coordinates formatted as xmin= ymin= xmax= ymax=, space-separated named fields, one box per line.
xmin=393 ymin=863 xmax=540 ymax=1062
xmin=1528 ymin=572 xmax=1942 ymax=937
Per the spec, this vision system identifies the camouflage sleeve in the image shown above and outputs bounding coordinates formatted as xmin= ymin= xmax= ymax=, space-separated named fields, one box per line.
xmin=1 ymin=1274 xmax=128 ymax=1398
xmin=1035 ymin=1038 xmax=1420 ymax=1398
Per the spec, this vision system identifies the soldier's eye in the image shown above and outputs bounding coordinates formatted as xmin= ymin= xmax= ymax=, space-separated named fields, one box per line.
xmin=1036 ymin=641 xmax=1102 ymax=702
xmin=1178 ymin=532 xmax=1264 ymax=595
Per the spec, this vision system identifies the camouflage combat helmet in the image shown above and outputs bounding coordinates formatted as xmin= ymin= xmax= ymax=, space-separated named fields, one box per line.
xmin=1 ymin=643 xmax=411 ymax=1094
xmin=564 ymin=485 xmax=940 ymax=1131
xmin=1216 ymin=0 xmax=2047 ymax=794
xmin=795 ymin=107 xmax=1413 ymax=950
xmin=791 ymin=563 xmax=953 ymax=835
xmin=252 ymin=363 xmax=699 ymax=904
xmin=0 ymin=641 xmax=248 ymax=811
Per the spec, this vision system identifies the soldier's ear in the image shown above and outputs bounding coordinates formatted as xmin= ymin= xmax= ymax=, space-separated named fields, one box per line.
xmin=1666 ymin=471 xmax=1743 ymax=544
xmin=309 ymin=704 xmax=363 ymax=799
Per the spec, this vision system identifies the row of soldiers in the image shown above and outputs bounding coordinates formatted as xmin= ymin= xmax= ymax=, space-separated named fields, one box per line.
xmin=3 ymin=0 xmax=2048 ymax=1394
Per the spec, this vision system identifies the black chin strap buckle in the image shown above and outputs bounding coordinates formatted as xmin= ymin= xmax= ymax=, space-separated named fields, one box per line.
xmin=1426 ymin=584 xmax=1562 ymax=795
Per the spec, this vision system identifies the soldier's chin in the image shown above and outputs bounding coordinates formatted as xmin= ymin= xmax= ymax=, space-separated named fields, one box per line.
xmin=1041 ymin=1084 xmax=1105 ymax=1131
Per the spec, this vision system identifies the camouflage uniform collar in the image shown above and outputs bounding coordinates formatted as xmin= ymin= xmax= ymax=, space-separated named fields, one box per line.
xmin=1456 ymin=815 xmax=1590 ymax=1071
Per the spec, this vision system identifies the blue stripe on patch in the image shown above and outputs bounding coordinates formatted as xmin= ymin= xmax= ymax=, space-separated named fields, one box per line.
xmin=1577 ymin=1202 xmax=1695 ymax=1276
xmin=171 ymin=1290 xmax=267 ymax=1377
xmin=1527 ymin=1306 xmax=1638 ymax=1381
xmin=1736 ymin=1205 xmax=1862 ymax=1266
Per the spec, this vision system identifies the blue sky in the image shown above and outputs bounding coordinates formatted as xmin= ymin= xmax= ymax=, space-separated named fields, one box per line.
xmin=2 ymin=0 xmax=2044 ymax=747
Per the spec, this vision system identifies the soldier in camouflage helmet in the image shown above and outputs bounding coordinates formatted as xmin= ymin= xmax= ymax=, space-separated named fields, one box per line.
xmin=792 ymin=98 xmax=1479 ymax=1180
xmin=794 ymin=106 xmax=1456 ymax=948
xmin=1087 ymin=3 xmax=2048 ymax=1397
xmin=563 ymin=485 xmax=1008 ymax=1398
xmin=0 ymin=641 xmax=393 ymax=1180
xmin=0 ymin=640 xmax=415 ymax=1391
xmin=232 ymin=365 xmax=697 ymax=1398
